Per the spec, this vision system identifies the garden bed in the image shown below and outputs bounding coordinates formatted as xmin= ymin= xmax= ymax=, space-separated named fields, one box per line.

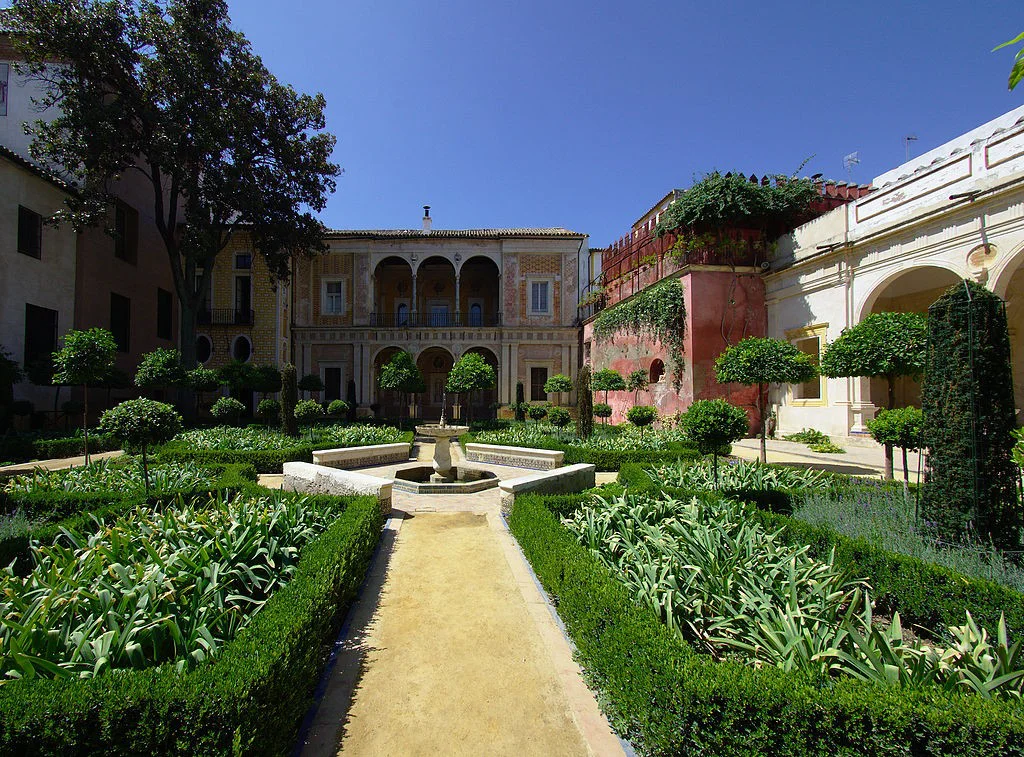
xmin=509 ymin=490 xmax=1024 ymax=755
xmin=0 ymin=491 xmax=383 ymax=755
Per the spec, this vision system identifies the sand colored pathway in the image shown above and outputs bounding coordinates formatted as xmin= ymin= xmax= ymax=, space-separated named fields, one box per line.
xmin=300 ymin=501 xmax=623 ymax=756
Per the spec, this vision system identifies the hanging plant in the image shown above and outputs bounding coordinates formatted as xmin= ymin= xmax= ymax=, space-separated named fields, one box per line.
xmin=593 ymin=278 xmax=687 ymax=390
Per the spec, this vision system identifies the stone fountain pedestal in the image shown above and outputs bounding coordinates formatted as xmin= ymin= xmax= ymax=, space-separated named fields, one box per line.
xmin=415 ymin=422 xmax=470 ymax=482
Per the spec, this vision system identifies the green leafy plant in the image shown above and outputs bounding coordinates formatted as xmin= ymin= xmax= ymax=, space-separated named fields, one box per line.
xmin=294 ymin=399 xmax=325 ymax=442
xmin=715 ymin=336 xmax=816 ymax=463
xmin=625 ymin=369 xmax=647 ymax=404
xmin=99 ymin=399 xmax=183 ymax=492
xmin=327 ymin=399 xmax=350 ymax=417
xmin=298 ymin=373 xmax=325 ymax=398
xmin=51 ymin=328 xmax=117 ymax=465
xmin=378 ymin=351 xmax=425 ymax=416
xmin=134 ymin=348 xmax=187 ymax=391
xmin=591 ymin=368 xmax=625 ymax=409
xmin=527 ymin=404 xmax=549 ymax=423
xmin=678 ymin=398 xmax=749 ymax=485
xmin=867 ymin=407 xmax=924 ymax=484
xmin=250 ymin=365 xmax=283 ymax=398
xmin=3 ymin=458 xmax=214 ymax=498
xmin=210 ymin=396 xmax=246 ymax=425
xmin=593 ymin=403 xmax=613 ymax=422
xmin=542 ymin=373 xmax=572 ymax=405
xmin=547 ymin=406 xmax=571 ymax=437
xmin=575 ymin=365 xmax=593 ymax=440
xmin=650 ymin=457 xmax=830 ymax=492
xmin=257 ymin=398 xmax=281 ymax=426
xmin=994 ymin=31 xmax=1024 ymax=90
xmin=514 ymin=381 xmax=526 ymax=422
xmin=446 ymin=352 xmax=496 ymax=422
xmin=783 ymin=428 xmax=846 ymax=454
xmin=187 ymin=366 xmax=220 ymax=411
xmin=920 ymin=281 xmax=1019 ymax=549
xmin=626 ymin=405 xmax=657 ymax=439
xmin=820 ymin=312 xmax=927 ymax=479
xmin=593 ymin=278 xmax=687 ymax=389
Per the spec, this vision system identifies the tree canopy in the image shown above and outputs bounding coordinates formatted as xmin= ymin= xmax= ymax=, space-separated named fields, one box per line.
xmin=680 ymin=398 xmax=749 ymax=486
xmin=379 ymin=351 xmax=426 ymax=397
xmin=591 ymin=368 xmax=625 ymax=399
xmin=135 ymin=348 xmax=188 ymax=390
xmin=715 ymin=336 xmax=816 ymax=462
xmin=52 ymin=328 xmax=118 ymax=464
xmin=995 ymin=31 xmax=1024 ymax=91
xmin=446 ymin=353 xmax=496 ymax=396
xmin=10 ymin=0 xmax=340 ymax=369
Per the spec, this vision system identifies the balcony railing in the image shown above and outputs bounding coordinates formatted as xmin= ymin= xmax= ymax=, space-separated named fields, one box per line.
xmin=198 ymin=309 xmax=255 ymax=326
xmin=369 ymin=312 xmax=502 ymax=328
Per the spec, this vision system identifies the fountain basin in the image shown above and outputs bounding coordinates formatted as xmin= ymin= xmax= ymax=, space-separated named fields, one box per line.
xmin=392 ymin=465 xmax=498 ymax=494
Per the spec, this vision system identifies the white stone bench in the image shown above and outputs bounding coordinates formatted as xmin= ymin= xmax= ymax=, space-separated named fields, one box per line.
xmin=464 ymin=443 xmax=564 ymax=470
xmin=283 ymin=461 xmax=393 ymax=515
xmin=312 ymin=443 xmax=410 ymax=469
xmin=498 ymin=463 xmax=596 ymax=513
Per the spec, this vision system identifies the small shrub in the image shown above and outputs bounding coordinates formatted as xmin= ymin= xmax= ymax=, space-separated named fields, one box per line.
xmin=678 ymin=398 xmax=749 ymax=486
xmin=542 ymin=373 xmax=572 ymax=402
xmin=514 ymin=382 xmax=526 ymax=422
xmin=625 ymin=405 xmax=657 ymax=438
xmin=295 ymin=399 xmax=325 ymax=442
xmin=547 ymin=406 xmax=571 ymax=431
xmin=327 ymin=399 xmax=350 ymax=417
xmin=527 ymin=404 xmax=548 ymax=423
xmin=576 ymin=365 xmax=593 ymax=440
xmin=867 ymin=407 xmax=923 ymax=483
xmin=257 ymin=398 xmax=281 ymax=425
xmin=593 ymin=402 xmax=613 ymax=421
xmin=210 ymin=396 xmax=246 ymax=424
xmin=99 ymin=399 xmax=183 ymax=492
xmin=280 ymin=363 xmax=299 ymax=436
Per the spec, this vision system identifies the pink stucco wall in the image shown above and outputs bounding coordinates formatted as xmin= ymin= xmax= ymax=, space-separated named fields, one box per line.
xmin=585 ymin=268 xmax=766 ymax=433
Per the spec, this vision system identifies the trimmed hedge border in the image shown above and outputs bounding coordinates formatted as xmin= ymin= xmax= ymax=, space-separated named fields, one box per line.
xmin=0 ymin=433 xmax=122 ymax=466
xmin=509 ymin=492 xmax=1024 ymax=756
xmin=157 ymin=442 xmax=315 ymax=473
xmin=0 ymin=463 xmax=259 ymax=572
xmin=0 ymin=492 xmax=383 ymax=756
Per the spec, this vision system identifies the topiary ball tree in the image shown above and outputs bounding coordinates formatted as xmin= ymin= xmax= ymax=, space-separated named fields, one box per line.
xmin=187 ymin=366 xmax=220 ymax=413
xmin=298 ymin=373 xmax=325 ymax=399
xmin=543 ymin=373 xmax=573 ymax=406
xmin=251 ymin=365 xmax=283 ymax=399
xmin=514 ymin=381 xmax=526 ymax=422
xmin=378 ymin=351 xmax=425 ymax=419
xmin=547 ymin=406 xmax=572 ymax=439
xmin=210 ymin=396 xmax=246 ymax=426
xmin=134 ymin=348 xmax=188 ymax=393
xmin=715 ymin=336 xmax=817 ymax=464
xmin=576 ymin=365 xmax=593 ymax=440
xmin=591 ymin=368 xmax=625 ymax=409
xmin=52 ymin=327 xmax=117 ymax=465
xmin=593 ymin=403 xmax=613 ymax=423
xmin=626 ymin=404 xmax=657 ymax=439
xmin=820 ymin=311 xmax=927 ymax=480
xmin=99 ymin=398 xmax=182 ymax=493
xmin=626 ymin=368 xmax=647 ymax=404
xmin=257 ymin=398 xmax=281 ymax=427
xmin=867 ymin=407 xmax=924 ymax=485
xmin=920 ymin=280 xmax=1019 ymax=548
xmin=446 ymin=352 xmax=496 ymax=423
xmin=280 ymin=363 xmax=299 ymax=436
xmin=679 ymin=398 xmax=750 ymax=488
xmin=527 ymin=403 xmax=548 ymax=423
xmin=327 ymin=399 xmax=350 ymax=418
xmin=294 ymin=398 xmax=325 ymax=442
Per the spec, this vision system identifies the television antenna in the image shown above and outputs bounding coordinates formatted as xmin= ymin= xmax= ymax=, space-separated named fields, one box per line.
xmin=904 ymin=134 xmax=918 ymax=161
xmin=843 ymin=151 xmax=860 ymax=179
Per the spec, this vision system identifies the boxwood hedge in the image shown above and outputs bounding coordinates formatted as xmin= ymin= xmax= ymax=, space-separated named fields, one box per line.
xmin=156 ymin=441 xmax=314 ymax=473
xmin=0 ymin=493 xmax=383 ymax=756
xmin=509 ymin=492 xmax=1024 ymax=756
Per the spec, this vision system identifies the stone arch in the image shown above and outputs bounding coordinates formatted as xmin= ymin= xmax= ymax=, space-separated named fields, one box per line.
xmin=373 ymin=257 xmax=413 ymax=327
xmin=462 ymin=345 xmax=500 ymax=420
xmin=371 ymin=345 xmax=406 ymax=419
xmin=416 ymin=346 xmax=455 ymax=420
xmin=990 ymin=239 xmax=1024 ymax=299
xmin=458 ymin=256 xmax=502 ymax=326
xmin=857 ymin=264 xmax=962 ymax=409
xmin=988 ymin=239 xmax=1024 ymax=413
xmin=416 ymin=256 xmax=457 ymax=327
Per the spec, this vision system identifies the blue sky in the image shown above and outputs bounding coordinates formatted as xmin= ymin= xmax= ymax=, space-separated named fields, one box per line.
xmin=18 ymin=1 xmax=1024 ymax=246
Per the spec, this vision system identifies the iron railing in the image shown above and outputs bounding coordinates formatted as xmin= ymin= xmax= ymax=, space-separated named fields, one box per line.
xmin=198 ymin=309 xmax=255 ymax=326
xmin=369 ymin=312 xmax=502 ymax=328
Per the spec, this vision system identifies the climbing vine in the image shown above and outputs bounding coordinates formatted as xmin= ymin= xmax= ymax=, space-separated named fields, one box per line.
xmin=593 ymin=278 xmax=687 ymax=390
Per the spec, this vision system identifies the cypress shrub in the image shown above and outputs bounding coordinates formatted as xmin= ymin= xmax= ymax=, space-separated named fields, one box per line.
xmin=280 ymin=363 xmax=299 ymax=437
xmin=576 ymin=365 xmax=593 ymax=440
xmin=920 ymin=280 xmax=1019 ymax=548
xmin=514 ymin=381 xmax=526 ymax=422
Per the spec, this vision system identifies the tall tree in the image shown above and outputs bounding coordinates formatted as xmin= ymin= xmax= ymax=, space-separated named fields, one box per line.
xmin=819 ymin=312 xmax=927 ymax=480
xmin=715 ymin=336 xmax=817 ymax=463
xmin=10 ymin=0 xmax=340 ymax=373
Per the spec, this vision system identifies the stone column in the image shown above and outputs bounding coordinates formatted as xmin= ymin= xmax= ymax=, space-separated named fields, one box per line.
xmin=455 ymin=272 xmax=461 ymax=324
xmin=509 ymin=343 xmax=519 ymax=403
xmin=411 ymin=274 xmax=418 ymax=325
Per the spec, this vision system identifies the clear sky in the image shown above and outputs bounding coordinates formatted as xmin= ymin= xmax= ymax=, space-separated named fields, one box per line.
xmin=21 ymin=1 xmax=1024 ymax=246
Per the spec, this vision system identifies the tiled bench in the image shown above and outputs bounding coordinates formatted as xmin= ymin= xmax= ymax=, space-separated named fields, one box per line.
xmin=464 ymin=443 xmax=564 ymax=471
xmin=498 ymin=463 xmax=596 ymax=513
xmin=283 ymin=461 xmax=393 ymax=516
xmin=312 ymin=442 xmax=411 ymax=469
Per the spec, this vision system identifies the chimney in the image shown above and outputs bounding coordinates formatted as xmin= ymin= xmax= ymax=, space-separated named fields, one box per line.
xmin=422 ymin=205 xmax=432 ymax=232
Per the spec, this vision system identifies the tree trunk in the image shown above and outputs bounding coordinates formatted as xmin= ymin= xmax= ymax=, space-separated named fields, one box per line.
xmin=142 ymin=443 xmax=150 ymax=494
xmin=883 ymin=376 xmax=896 ymax=481
xmin=713 ymin=452 xmax=719 ymax=489
xmin=177 ymin=303 xmax=199 ymax=420
xmin=83 ymin=384 xmax=90 ymax=465
xmin=901 ymin=445 xmax=909 ymax=485
xmin=758 ymin=382 xmax=767 ymax=464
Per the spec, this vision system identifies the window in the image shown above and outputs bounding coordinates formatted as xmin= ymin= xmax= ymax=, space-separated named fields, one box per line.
xmin=17 ymin=206 xmax=42 ymax=259
xmin=324 ymin=367 xmax=342 ymax=403
xmin=787 ymin=324 xmax=827 ymax=404
xmin=323 ymin=280 xmax=345 ymax=315
xmin=232 ymin=335 xmax=252 ymax=362
xmin=649 ymin=359 xmax=665 ymax=384
xmin=529 ymin=280 xmax=551 ymax=315
xmin=24 ymin=304 xmax=57 ymax=368
xmin=234 ymin=253 xmax=252 ymax=270
xmin=157 ymin=288 xmax=173 ymax=340
xmin=234 ymin=276 xmax=251 ymax=323
xmin=530 ymin=366 xmax=548 ymax=401
xmin=196 ymin=335 xmax=212 ymax=363
xmin=113 ymin=202 xmax=138 ymax=263
xmin=469 ymin=302 xmax=483 ymax=326
xmin=110 ymin=293 xmax=131 ymax=353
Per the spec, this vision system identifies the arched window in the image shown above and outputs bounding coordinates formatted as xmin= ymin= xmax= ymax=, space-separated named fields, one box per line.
xmin=649 ymin=359 xmax=665 ymax=384
xmin=469 ymin=302 xmax=483 ymax=326
xmin=196 ymin=335 xmax=213 ymax=364
xmin=232 ymin=335 xmax=252 ymax=363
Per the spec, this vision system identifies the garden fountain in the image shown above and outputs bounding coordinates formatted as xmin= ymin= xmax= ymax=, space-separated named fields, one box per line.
xmin=392 ymin=394 xmax=498 ymax=493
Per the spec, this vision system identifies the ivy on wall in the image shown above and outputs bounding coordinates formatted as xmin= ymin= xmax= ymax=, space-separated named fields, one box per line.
xmin=593 ymin=278 xmax=687 ymax=390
